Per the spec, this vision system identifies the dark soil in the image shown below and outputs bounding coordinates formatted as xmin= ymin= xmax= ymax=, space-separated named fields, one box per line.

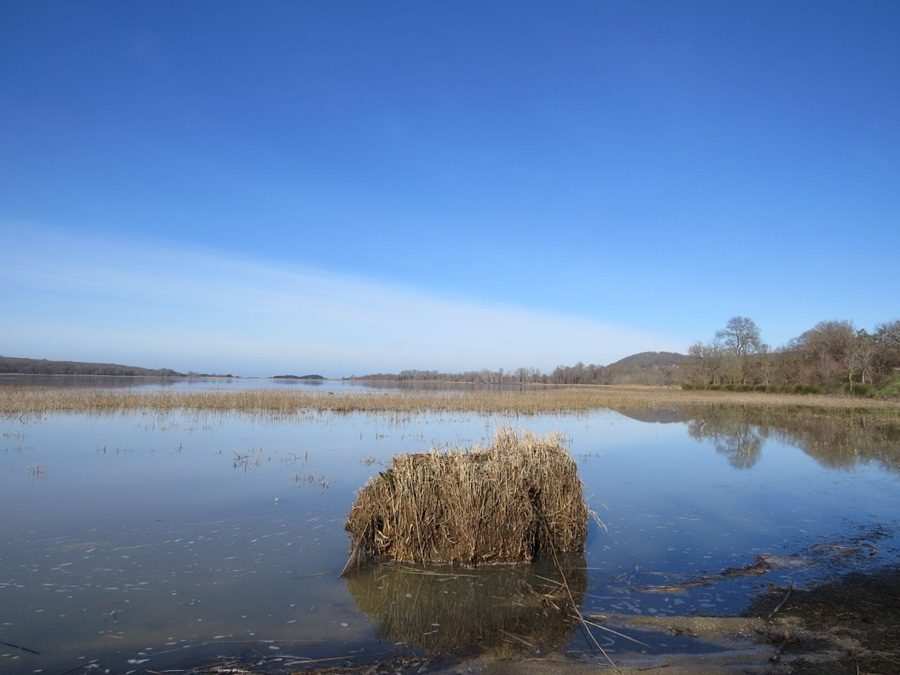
xmin=747 ymin=567 xmax=900 ymax=674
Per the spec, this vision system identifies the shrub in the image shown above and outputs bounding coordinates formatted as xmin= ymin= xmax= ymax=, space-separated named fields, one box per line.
xmin=875 ymin=377 xmax=900 ymax=399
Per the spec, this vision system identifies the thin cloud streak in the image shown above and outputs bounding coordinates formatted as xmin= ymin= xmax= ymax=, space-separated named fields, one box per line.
xmin=2 ymin=227 xmax=682 ymax=375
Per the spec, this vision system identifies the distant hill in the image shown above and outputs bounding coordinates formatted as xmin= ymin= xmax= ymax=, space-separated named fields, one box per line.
xmin=605 ymin=351 xmax=689 ymax=370
xmin=272 ymin=374 xmax=326 ymax=380
xmin=603 ymin=351 xmax=689 ymax=385
xmin=0 ymin=356 xmax=184 ymax=377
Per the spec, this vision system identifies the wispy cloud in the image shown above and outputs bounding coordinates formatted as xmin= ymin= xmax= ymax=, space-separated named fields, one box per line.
xmin=1 ymin=226 xmax=681 ymax=375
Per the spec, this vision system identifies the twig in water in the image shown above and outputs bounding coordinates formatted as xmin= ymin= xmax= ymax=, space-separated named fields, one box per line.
xmin=539 ymin=513 xmax=620 ymax=673
xmin=768 ymin=583 xmax=793 ymax=621
xmin=581 ymin=618 xmax=651 ymax=648
xmin=340 ymin=521 xmax=369 ymax=577
xmin=499 ymin=628 xmax=536 ymax=650
xmin=0 ymin=639 xmax=40 ymax=655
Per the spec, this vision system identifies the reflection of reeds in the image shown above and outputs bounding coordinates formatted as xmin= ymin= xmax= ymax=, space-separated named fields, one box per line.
xmin=232 ymin=449 xmax=264 ymax=471
xmin=345 ymin=556 xmax=586 ymax=655
xmin=2 ymin=385 xmax=899 ymax=416
xmin=344 ymin=429 xmax=587 ymax=567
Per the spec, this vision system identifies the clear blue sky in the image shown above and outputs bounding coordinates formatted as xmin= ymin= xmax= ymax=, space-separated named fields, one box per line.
xmin=2 ymin=2 xmax=898 ymax=375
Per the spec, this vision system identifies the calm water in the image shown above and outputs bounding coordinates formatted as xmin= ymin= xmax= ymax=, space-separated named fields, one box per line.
xmin=1 ymin=387 xmax=899 ymax=673
xmin=0 ymin=374 xmax=379 ymax=393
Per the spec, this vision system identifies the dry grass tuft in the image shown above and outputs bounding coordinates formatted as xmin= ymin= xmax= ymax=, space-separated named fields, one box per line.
xmin=343 ymin=429 xmax=587 ymax=568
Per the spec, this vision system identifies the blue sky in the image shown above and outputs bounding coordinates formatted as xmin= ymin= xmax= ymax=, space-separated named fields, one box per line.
xmin=2 ymin=2 xmax=898 ymax=375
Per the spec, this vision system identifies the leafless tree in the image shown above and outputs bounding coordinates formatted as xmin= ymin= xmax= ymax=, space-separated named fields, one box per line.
xmin=716 ymin=316 xmax=762 ymax=358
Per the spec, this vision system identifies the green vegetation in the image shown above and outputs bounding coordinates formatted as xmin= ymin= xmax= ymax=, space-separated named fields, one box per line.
xmin=875 ymin=375 xmax=900 ymax=399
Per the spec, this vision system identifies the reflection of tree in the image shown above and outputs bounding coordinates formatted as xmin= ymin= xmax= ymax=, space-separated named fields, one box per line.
xmin=613 ymin=405 xmax=900 ymax=474
xmin=687 ymin=417 xmax=765 ymax=469
xmin=716 ymin=427 xmax=762 ymax=469
xmin=345 ymin=555 xmax=585 ymax=656
xmin=766 ymin=413 xmax=900 ymax=472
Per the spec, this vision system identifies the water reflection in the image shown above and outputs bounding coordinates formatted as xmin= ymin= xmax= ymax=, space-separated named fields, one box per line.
xmin=688 ymin=418 xmax=765 ymax=469
xmin=344 ymin=555 xmax=586 ymax=655
xmin=615 ymin=405 xmax=900 ymax=473
xmin=2 ymin=402 xmax=900 ymax=674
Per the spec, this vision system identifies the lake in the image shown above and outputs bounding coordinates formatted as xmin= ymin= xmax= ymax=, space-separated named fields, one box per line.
xmin=1 ymin=381 xmax=899 ymax=673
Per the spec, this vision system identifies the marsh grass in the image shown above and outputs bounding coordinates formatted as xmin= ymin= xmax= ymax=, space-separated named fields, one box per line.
xmin=2 ymin=384 xmax=899 ymax=417
xmin=343 ymin=429 xmax=587 ymax=568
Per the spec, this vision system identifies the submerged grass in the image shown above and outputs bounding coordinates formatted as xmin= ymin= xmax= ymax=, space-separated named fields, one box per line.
xmin=343 ymin=429 xmax=587 ymax=567
xmin=2 ymin=384 xmax=900 ymax=417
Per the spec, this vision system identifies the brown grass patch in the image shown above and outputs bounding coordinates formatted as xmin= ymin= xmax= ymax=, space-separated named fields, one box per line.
xmin=2 ymin=384 xmax=899 ymax=417
xmin=343 ymin=429 xmax=587 ymax=568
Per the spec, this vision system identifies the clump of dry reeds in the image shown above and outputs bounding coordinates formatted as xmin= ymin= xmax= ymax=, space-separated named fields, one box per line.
xmin=342 ymin=429 xmax=588 ymax=569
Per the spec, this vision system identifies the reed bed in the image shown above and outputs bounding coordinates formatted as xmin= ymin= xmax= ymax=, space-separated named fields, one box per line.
xmin=342 ymin=429 xmax=587 ymax=568
xmin=2 ymin=384 xmax=899 ymax=417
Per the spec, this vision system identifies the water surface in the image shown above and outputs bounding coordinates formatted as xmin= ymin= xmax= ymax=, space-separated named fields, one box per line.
xmin=1 ymin=392 xmax=899 ymax=673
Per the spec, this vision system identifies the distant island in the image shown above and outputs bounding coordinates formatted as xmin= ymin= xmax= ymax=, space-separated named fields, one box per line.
xmin=271 ymin=374 xmax=326 ymax=381
xmin=0 ymin=356 xmax=234 ymax=378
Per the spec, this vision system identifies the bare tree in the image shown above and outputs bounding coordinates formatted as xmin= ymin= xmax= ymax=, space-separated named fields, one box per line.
xmin=715 ymin=317 xmax=762 ymax=384
xmin=849 ymin=330 xmax=876 ymax=389
xmin=716 ymin=317 xmax=762 ymax=358
xmin=791 ymin=320 xmax=856 ymax=387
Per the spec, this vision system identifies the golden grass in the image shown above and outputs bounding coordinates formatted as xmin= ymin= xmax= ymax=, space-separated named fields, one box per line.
xmin=343 ymin=429 xmax=587 ymax=567
xmin=1 ymin=384 xmax=899 ymax=416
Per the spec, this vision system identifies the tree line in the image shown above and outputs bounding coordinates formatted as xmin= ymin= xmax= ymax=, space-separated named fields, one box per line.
xmin=685 ymin=316 xmax=900 ymax=396
xmin=352 ymin=316 xmax=900 ymax=397
xmin=352 ymin=368 xmax=545 ymax=385
xmin=353 ymin=354 xmax=684 ymax=387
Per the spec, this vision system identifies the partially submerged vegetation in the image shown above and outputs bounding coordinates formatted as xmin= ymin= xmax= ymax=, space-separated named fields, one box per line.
xmin=2 ymin=383 xmax=900 ymax=417
xmin=343 ymin=430 xmax=587 ymax=568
